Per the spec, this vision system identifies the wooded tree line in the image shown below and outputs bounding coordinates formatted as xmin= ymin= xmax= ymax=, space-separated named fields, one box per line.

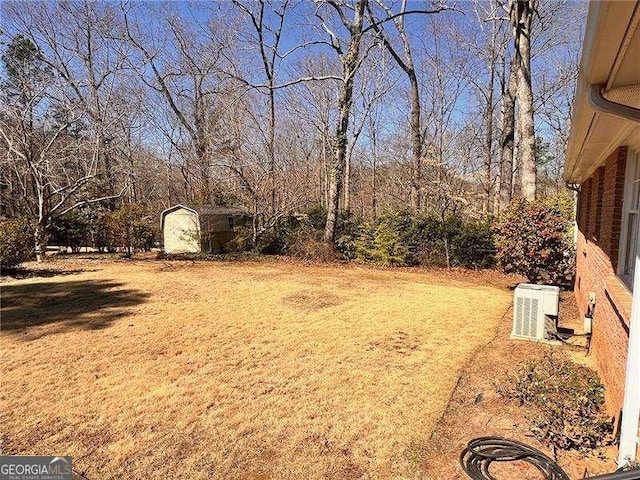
xmin=0 ymin=0 xmax=585 ymax=255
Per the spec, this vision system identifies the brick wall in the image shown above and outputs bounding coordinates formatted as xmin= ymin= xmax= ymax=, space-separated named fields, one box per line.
xmin=574 ymin=146 xmax=630 ymax=417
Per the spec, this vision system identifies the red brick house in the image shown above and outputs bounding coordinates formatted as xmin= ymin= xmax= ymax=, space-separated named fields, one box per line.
xmin=564 ymin=0 xmax=640 ymax=464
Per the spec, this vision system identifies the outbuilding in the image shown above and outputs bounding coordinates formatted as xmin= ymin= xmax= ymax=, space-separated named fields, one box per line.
xmin=160 ymin=204 xmax=249 ymax=254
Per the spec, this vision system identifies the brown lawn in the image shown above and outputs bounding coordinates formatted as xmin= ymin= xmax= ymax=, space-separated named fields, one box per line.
xmin=1 ymin=259 xmax=512 ymax=479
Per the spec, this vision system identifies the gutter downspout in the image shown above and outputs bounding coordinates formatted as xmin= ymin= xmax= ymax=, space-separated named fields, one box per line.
xmin=588 ymin=84 xmax=640 ymax=123
xmin=589 ymin=83 xmax=640 ymax=466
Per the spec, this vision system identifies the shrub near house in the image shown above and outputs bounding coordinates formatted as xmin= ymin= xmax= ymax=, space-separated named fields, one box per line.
xmin=497 ymin=352 xmax=614 ymax=451
xmin=493 ymin=198 xmax=574 ymax=285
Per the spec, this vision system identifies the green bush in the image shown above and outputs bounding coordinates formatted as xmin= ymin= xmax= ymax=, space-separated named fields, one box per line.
xmin=493 ymin=198 xmax=574 ymax=284
xmin=93 ymin=209 xmax=116 ymax=252
xmin=238 ymin=212 xmax=327 ymax=256
xmin=351 ymin=210 xmax=495 ymax=268
xmin=334 ymin=212 xmax=360 ymax=261
xmin=496 ymin=351 xmax=614 ymax=451
xmin=402 ymin=211 xmax=448 ymax=266
xmin=131 ymin=221 xmax=156 ymax=251
xmin=543 ymin=190 xmax=576 ymax=245
xmin=226 ymin=224 xmax=254 ymax=252
xmin=0 ymin=217 xmax=35 ymax=269
xmin=229 ymin=207 xmax=495 ymax=268
xmin=451 ymin=219 xmax=495 ymax=269
xmin=355 ymin=220 xmax=408 ymax=265
xmin=306 ymin=204 xmax=327 ymax=230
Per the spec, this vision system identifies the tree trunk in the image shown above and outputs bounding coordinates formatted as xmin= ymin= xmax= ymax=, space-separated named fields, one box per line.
xmin=369 ymin=12 xmax=422 ymax=212
xmin=194 ymin=95 xmax=211 ymax=204
xmin=371 ymin=128 xmax=378 ymax=220
xmin=34 ymin=222 xmax=47 ymax=262
xmin=483 ymin=62 xmax=495 ymax=214
xmin=324 ymin=0 xmax=366 ymax=242
xmin=268 ymin=86 xmax=277 ymax=215
xmin=408 ymin=70 xmax=422 ymax=212
xmin=321 ymin=132 xmax=329 ymax=208
xmin=103 ymin=140 xmax=117 ymax=211
xmin=34 ymin=181 xmax=46 ymax=262
xmin=252 ymin=202 xmax=260 ymax=247
xmin=499 ymin=56 xmax=517 ymax=212
xmin=441 ymin=211 xmax=450 ymax=269
xmin=512 ymin=0 xmax=536 ymax=200
xmin=344 ymin=140 xmax=352 ymax=215
xmin=324 ymin=116 xmax=349 ymax=242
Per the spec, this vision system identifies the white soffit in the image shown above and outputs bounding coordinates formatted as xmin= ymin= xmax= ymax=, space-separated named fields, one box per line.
xmin=564 ymin=1 xmax=640 ymax=184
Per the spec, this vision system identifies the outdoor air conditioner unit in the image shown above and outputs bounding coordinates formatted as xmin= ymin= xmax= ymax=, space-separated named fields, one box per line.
xmin=512 ymin=283 xmax=560 ymax=342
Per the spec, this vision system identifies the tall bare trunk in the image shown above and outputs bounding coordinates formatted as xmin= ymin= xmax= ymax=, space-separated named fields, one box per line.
xmin=371 ymin=128 xmax=378 ymax=220
xmin=268 ymin=87 xmax=276 ymax=215
xmin=324 ymin=82 xmax=356 ymax=241
xmin=324 ymin=0 xmax=366 ymax=242
xmin=499 ymin=56 xmax=517 ymax=212
xmin=194 ymin=101 xmax=211 ymax=204
xmin=34 ymin=216 xmax=46 ymax=262
xmin=102 ymin=137 xmax=117 ymax=211
xmin=512 ymin=0 xmax=536 ymax=200
xmin=34 ymin=224 xmax=46 ymax=262
xmin=369 ymin=10 xmax=423 ymax=212
xmin=408 ymin=70 xmax=422 ymax=211
xmin=483 ymin=62 xmax=495 ymax=214
xmin=165 ymin=163 xmax=173 ymax=206
xmin=344 ymin=146 xmax=351 ymax=215
xmin=321 ymin=133 xmax=329 ymax=208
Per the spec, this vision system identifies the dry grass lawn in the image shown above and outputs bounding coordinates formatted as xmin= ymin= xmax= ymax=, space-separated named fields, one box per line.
xmin=1 ymin=259 xmax=512 ymax=479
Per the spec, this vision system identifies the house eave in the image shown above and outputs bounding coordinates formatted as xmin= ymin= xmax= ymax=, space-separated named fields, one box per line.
xmin=564 ymin=1 xmax=640 ymax=184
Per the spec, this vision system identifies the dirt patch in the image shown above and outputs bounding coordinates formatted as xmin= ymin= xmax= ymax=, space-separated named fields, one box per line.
xmin=368 ymin=331 xmax=421 ymax=355
xmin=282 ymin=289 xmax=345 ymax=311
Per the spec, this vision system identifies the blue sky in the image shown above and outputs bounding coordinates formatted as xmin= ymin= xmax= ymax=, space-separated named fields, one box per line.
xmin=0 ymin=0 xmax=587 ymax=160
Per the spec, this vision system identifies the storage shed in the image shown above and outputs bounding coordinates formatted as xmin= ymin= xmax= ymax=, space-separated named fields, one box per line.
xmin=160 ymin=204 xmax=249 ymax=254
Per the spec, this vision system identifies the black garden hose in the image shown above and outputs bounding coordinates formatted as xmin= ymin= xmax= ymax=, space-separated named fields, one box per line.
xmin=460 ymin=437 xmax=640 ymax=480
xmin=460 ymin=437 xmax=570 ymax=480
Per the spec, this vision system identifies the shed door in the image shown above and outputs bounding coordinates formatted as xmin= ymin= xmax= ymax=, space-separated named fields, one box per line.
xmin=164 ymin=211 xmax=200 ymax=253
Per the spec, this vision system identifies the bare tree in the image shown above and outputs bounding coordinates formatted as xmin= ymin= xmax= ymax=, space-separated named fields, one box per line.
xmin=497 ymin=54 xmax=517 ymax=211
xmin=367 ymin=0 xmax=454 ymax=212
xmin=453 ymin=1 xmax=508 ymax=214
xmin=121 ymin=2 xmax=232 ymax=204
xmin=5 ymin=1 xmax=138 ymax=213
xmin=0 ymin=33 xmax=123 ymax=259
xmin=511 ymin=0 xmax=536 ymax=200
xmin=343 ymin=50 xmax=396 ymax=214
xmin=421 ymin=18 xmax=468 ymax=217
xmin=317 ymin=0 xmax=455 ymax=241
xmin=232 ymin=0 xmax=290 ymax=216
xmin=314 ymin=0 xmax=369 ymax=242
xmin=286 ymin=53 xmax=340 ymax=209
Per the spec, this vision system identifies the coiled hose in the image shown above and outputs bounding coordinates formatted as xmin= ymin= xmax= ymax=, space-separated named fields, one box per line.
xmin=460 ymin=437 xmax=640 ymax=480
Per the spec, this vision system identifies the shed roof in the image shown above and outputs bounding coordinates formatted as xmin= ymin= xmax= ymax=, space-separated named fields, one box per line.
xmin=190 ymin=205 xmax=249 ymax=216
xmin=160 ymin=204 xmax=249 ymax=230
